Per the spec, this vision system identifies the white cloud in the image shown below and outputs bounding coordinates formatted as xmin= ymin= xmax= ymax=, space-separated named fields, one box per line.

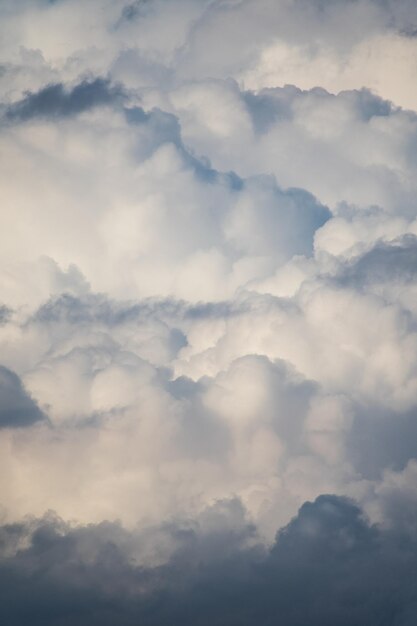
xmin=0 ymin=0 xmax=416 ymax=564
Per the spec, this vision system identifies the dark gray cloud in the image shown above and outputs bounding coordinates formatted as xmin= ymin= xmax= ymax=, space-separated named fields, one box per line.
xmin=125 ymin=104 xmax=229 ymax=182
xmin=1 ymin=495 xmax=417 ymax=625
xmin=31 ymin=291 xmax=274 ymax=330
xmin=0 ymin=305 xmax=11 ymax=325
xmin=30 ymin=292 xmax=255 ymax=344
xmin=338 ymin=235 xmax=417 ymax=289
xmin=339 ymin=87 xmax=395 ymax=120
xmin=120 ymin=0 xmax=153 ymax=23
xmin=5 ymin=78 xmax=124 ymax=123
xmin=32 ymin=291 xmax=217 ymax=327
xmin=244 ymin=85 xmax=396 ymax=136
xmin=0 ymin=366 xmax=45 ymax=428
xmin=377 ymin=0 xmax=417 ymax=34
xmin=242 ymin=87 xmax=296 ymax=134
xmin=347 ymin=403 xmax=417 ymax=479
xmin=33 ymin=292 xmax=146 ymax=326
xmin=294 ymin=0 xmax=417 ymax=34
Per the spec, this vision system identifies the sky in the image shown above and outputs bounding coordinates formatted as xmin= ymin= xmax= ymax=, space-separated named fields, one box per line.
xmin=1 ymin=0 xmax=417 ymax=623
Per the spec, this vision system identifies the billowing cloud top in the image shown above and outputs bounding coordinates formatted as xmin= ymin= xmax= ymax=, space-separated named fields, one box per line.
xmin=1 ymin=0 xmax=417 ymax=624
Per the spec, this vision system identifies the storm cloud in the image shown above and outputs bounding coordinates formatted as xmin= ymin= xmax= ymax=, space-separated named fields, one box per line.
xmin=1 ymin=496 xmax=417 ymax=625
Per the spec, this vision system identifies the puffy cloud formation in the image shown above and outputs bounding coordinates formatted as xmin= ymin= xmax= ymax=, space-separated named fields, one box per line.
xmin=1 ymin=0 xmax=417 ymax=622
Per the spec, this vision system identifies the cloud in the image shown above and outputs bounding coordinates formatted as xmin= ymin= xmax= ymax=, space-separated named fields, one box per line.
xmin=0 ymin=305 xmax=11 ymax=325
xmin=0 ymin=366 xmax=45 ymax=428
xmin=1 ymin=495 xmax=417 ymax=625
xmin=0 ymin=1 xmax=417 ymax=622
xmin=0 ymin=87 xmax=330 ymax=306
xmin=169 ymin=81 xmax=417 ymax=213
xmin=4 ymin=78 xmax=124 ymax=122
xmin=336 ymin=234 xmax=417 ymax=288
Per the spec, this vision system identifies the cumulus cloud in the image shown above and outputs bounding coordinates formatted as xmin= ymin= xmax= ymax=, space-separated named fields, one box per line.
xmin=1 ymin=0 xmax=417 ymax=623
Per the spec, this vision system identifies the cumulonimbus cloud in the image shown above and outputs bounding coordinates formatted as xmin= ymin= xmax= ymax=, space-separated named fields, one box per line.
xmin=0 ymin=1 xmax=417 ymax=623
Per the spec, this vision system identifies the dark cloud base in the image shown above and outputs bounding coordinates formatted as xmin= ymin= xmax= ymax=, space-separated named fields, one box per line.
xmin=1 ymin=495 xmax=416 ymax=626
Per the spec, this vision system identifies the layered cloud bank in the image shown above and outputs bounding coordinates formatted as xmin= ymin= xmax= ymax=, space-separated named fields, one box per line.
xmin=1 ymin=0 xmax=417 ymax=623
